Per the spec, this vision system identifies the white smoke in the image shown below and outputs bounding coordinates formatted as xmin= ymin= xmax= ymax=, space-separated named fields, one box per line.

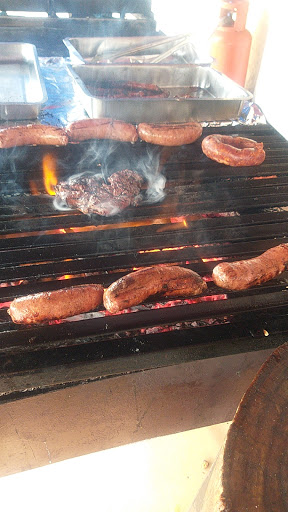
xmin=53 ymin=140 xmax=167 ymax=215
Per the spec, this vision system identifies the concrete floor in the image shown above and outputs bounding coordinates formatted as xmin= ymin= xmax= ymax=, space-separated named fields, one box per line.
xmin=0 ymin=421 xmax=230 ymax=512
xmin=0 ymin=350 xmax=272 ymax=511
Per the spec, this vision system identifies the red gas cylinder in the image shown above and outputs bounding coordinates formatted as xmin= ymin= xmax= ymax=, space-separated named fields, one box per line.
xmin=209 ymin=0 xmax=252 ymax=87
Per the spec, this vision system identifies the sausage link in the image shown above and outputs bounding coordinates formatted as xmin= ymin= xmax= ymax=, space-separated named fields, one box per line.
xmin=103 ymin=265 xmax=207 ymax=313
xmin=0 ymin=124 xmax=68 ymax=148
xmin=137 ymin=122 xmax=203 ymax=146
xmin=8 ymin=284 xmax=104 ymax=324
xmin=160 ymin=266 xmax=207 ymax=297
xmin=212 ymin=244 xmax=288 ymax=290
xmin=66 ymin=118 xmax=138 ymax=143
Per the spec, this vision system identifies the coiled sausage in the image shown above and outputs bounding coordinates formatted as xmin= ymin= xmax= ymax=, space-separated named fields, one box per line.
xmin=201 ymin=134 xmax=266 ymax=167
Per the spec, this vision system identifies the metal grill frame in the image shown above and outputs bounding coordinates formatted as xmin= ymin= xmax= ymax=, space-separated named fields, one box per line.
xmin=1 ymin=123 xmax=288 ymax=402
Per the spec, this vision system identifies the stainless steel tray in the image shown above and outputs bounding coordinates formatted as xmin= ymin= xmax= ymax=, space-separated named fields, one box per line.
xmin=0 ymin=43 xmax=48 ymax=121
xmin=68 ymin=64 xmax=253 ymax=124
xmin=64 ymin=36 xmax=212 ymax=66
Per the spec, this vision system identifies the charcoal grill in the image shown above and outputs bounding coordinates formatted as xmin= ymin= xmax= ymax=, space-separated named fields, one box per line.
xmin=1 ymin=123 xmax=288 ymax=402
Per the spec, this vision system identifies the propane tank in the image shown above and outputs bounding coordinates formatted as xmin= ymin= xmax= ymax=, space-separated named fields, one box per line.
xmin=209 ymin=0 xmax=252 ymax=87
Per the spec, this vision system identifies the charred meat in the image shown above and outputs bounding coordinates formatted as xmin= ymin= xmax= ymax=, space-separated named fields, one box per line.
xmin=87 ymin=80 xmax=169 ymax=99
xmin=54 ymin=169 xmax=143 ymax=216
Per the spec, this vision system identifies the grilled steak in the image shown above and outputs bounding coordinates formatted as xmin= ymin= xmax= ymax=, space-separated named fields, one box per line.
xmin=54 ymin=169 xmax=143 ymax=216
xmin=108 ymin=169 xmax=143 ymax=202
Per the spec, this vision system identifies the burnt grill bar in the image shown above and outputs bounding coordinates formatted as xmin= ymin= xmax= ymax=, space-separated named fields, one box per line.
xmin=1 ymin=287 xmax=288 ymax=350
xmin=1 ymin=123 xmax=288 ymax=400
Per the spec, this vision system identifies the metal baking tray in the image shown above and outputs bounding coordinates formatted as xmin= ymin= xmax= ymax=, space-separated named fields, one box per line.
xmin=63 ymin=36 xmax=212 ymax=66
xmin=0 ymin=43 xmax=48 ymax=121
xmin=68 ymin=64 xmax=253 ymax=123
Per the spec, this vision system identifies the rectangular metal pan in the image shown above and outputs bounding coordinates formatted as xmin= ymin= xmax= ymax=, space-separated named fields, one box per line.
xmin=68 ymin=63 xmax=253 ymax=123
xmin=0 ymin=43 xmax=48 ymax=121
xmin=63 ymin=36 xmax=212 ymax=66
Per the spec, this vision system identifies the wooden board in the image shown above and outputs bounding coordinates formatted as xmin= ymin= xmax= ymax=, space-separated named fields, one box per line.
xmin=193 ymin=341 xmax=288 ymax=511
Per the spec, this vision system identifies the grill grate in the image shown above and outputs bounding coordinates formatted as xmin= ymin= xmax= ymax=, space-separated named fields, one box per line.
xmin=1 ymin=123 xmax=288 ymax=398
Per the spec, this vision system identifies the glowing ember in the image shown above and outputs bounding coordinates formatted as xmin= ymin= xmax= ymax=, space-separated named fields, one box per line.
xmin=149 ymin=294 xmax=227 ymax=308
xmin=22 ymin=291 xmax=228 ymax=326
xmin=0 ymin=301 xmax=11 ymax=309
xmin=102 ymin=293 xmax=228 ymax=316
xmin=43 ymin=153 xmax=58 ymax=195
xmin=139 ymin=249 xmax=161 ymax=254
xmin=170 ymin=216 xmax=187 ymax=224
xmin=252 ymin=175 xmax=277 ymax=180
xmin=157 ymin=220 xmax=189 ymax=232
xmin=202 ymin=257 xmax=225 ymax=263
xmin=0 ymin=279 xmax=26 ymax=288
xmin=138 ymin=242 xmax=224 ymax=255
xmin=139 ymin=246 xmax=190 ymax=254
xmin=162 ymin=246 xmax=187 ymax=252
xmin=0 ymin=219 xmax=183 ymax=240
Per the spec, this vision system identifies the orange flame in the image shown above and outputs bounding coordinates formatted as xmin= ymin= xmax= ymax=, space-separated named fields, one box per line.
xmin=43 ymin=153 xmax=57 ymax=195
